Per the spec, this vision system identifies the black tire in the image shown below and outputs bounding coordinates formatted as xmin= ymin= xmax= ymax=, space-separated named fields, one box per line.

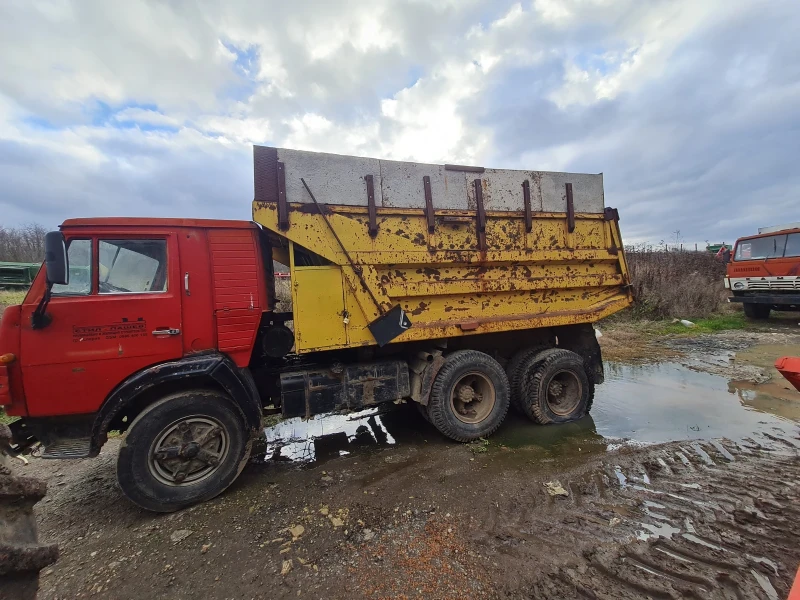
xmin=427 ymin=350 xmax=510 ymax=442
xmin=506 ymin=346 xmax=549 ymax=413
xmin=416 ymin=401 xmax=431 ymax=423
xmin=117 ymin=390 xmax=251 ymax=512
xmin=743 ymin=303 xmax=770 ymax=320
xmin=586 ymin=381 xmax=596 ymax=414
xmin=521 ymin=349 xmax=591 ymax=425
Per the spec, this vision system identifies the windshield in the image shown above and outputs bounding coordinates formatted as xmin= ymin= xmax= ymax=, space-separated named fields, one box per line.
xmin=734 ymin=233 xmax=800 ymax=261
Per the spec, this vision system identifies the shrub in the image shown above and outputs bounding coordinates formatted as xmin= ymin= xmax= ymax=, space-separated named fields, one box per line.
xmin=624 ymin=244 xmax=728 ymax=319
xmin=274 ymin=278 xmax=292 ymax=311
xmin=0 ymin=224 xmax=47 ymax=263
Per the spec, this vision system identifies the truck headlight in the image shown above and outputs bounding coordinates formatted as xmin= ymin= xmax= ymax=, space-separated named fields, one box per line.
xmin=733 ymin=282 xmax=745 ymax=290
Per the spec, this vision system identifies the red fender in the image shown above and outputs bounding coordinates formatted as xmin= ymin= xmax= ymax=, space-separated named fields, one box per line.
xmin=775 ymin=357 xmax=800 ymax=392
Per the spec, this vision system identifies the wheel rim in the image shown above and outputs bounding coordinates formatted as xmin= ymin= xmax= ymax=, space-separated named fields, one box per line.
xmin=148 ymin=416 xmax=230 ymax=486
xmin=449 ymin=372 xmax=496 ymax=424
xmin=545 ymin=370 xmax=582 ymax=416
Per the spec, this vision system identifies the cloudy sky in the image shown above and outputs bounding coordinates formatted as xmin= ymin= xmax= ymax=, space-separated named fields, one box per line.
xmin=1 ymin=0 xmax=798 ymax=245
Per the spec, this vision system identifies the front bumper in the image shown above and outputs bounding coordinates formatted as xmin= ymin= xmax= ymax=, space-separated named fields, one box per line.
xmin=729 ymin=294 xmax=800 ymax=305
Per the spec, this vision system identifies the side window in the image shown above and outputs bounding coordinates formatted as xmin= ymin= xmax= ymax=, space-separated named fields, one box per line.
xmin=51 ymin=239 xmax=92 ymax=296
xmin=99 ymin=239 xmax=168 ymax=294
xmin=785 ymin=233 xmax=800 ymax=258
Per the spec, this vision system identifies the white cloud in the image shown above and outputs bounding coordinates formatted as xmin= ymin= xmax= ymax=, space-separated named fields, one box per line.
xmin=114 ymin=108 xmax=180 ymax=128
xmin=0 ymin=0 xmax=798 ymax=247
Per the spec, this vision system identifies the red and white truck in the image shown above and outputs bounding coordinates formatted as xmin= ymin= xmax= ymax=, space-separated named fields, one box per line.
xmin=726 ymin=223 xmax=800 ymax=319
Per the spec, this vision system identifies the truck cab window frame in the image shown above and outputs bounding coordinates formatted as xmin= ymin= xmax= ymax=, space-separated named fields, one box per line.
xmin=98 ymin=239 xmax=168 ymax=295
xmin=734 ymin=234 xmax=787 ymax=261
xmin=51 ymin=238 xmax=93 ymax=296
xmin=784 ymin=233 xmax=800 ymax=259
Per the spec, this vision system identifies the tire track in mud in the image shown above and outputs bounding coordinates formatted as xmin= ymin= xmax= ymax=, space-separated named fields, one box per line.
xmin=471 ymin=432 xmax=799 ymax=600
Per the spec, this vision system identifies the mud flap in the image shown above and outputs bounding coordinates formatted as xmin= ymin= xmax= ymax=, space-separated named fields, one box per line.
xmin=368 ymin=305 xmax=411 ymax=347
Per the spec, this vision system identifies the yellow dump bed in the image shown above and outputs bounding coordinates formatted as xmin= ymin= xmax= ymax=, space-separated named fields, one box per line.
xmin=252 ymin=146 xmax=632 ymax=354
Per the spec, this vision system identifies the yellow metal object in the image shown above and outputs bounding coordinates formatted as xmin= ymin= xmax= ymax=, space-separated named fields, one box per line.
xmin=291 ymin=264 xmax=347 ymax=349
xmin=255 ymin=202 xmax=632 ymax=354
xmin=0 ymin=353 xmax=15 ymax=364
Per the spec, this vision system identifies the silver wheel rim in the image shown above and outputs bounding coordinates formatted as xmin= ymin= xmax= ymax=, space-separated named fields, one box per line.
xmin=148 ymin=416 xmax=230 ymax=486
xmin=545 ymin=370 xmax=582 ymax=416
xmin=449 ymin=371 xmax=497 ymax=424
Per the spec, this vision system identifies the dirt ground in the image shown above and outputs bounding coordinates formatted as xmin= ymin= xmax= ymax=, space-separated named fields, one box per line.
xmin=12 ymin=314 xmax=800 ymax=599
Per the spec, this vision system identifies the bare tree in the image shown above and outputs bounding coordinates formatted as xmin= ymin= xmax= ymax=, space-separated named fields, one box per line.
xmin=0 ymin=224 xmax=48 ymax=263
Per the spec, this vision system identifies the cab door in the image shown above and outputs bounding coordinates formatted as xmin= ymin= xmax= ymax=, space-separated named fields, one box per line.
xmin=20 ymin=232 xmax=183 ymax=417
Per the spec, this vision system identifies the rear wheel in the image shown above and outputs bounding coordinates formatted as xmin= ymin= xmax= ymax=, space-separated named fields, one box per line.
xmin=506 ymin=346 xmax=549 ymax=413
xmin=521 ymin=349 xmax=591 ymax=425
xmin=743 ymin=303 xmax=770 ymax=320
xmin=427 ymin=350 xmax=510 ymax=442
xmin=117 ymin=390 xmax=251 ymax=512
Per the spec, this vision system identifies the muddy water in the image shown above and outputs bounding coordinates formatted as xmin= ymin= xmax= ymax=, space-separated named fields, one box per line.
xmin=594 ymin=361 xmax=797 ymax=442
xmin=259 ymin=359 xmax=800 ymax=465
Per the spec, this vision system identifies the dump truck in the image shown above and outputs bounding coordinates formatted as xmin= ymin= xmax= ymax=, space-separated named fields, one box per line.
xmin=725 ymin=223 xmax=800 ymax=319
xmin=0 ymin=147 xmax=631 ymax=511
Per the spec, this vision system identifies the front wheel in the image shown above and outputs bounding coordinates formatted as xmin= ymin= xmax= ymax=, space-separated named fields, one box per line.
xmin=427 ymin=350 xmax=510 ymax=442
xmin=743 ymin=303 xmax=770 ymax=320
xmin=117 ymin=390 xmax=251 ymax=512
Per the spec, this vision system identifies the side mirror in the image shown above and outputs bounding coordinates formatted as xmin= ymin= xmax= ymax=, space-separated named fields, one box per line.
xmin=44 ymin=231 xmax=68 ymax=286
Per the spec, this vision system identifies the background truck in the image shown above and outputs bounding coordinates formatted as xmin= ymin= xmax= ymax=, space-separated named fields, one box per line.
xmin=725 ymin=223 xmax=800 ymax=319
xmin=0 ymin=146 xmax=631 ymax=511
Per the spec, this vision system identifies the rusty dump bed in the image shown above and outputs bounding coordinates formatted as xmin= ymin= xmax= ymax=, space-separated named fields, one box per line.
xmin=252 ymin=146 xmax=632 ymax=354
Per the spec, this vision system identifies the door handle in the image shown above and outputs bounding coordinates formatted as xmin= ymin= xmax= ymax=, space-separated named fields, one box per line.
xmin=152 ymin=328 xmax=181 ymax=336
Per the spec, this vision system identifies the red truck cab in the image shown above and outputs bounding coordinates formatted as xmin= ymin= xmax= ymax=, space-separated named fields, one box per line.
xmin=726 ymin=225 xmax=800 ymax=319
xmin=0 ymin=219 xmax=272 ymax=510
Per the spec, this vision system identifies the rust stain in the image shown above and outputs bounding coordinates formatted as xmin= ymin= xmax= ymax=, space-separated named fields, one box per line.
xmin=410 ymin=301 xmax=430 ymax=316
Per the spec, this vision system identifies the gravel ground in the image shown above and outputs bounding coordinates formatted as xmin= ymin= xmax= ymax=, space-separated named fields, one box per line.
xmin=8 ymin=319 xmax=800 ymax=599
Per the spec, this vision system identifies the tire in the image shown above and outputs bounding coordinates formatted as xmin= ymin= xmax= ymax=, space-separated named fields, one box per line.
xmin=521 ymin=349 xmax=591 ymax=425
xmin=117 ymin=390 xmax=251 ymax=512
xmin=416 ymin=401 xmax=431 ymax=423
xmin=586 ymin=381 xmax=596 ymax=414
xmin=427 ymin=350 xmax=510 ymax=442
xmin=743 ymin=303 xmax=770 ymax=320
xmin=506 ymin=346 xmax=549 ymax=413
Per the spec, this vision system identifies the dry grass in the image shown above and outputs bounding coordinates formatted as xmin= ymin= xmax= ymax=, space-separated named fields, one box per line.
xmin=274 ymin=278 xmax=292 ymax=311
xmin=624 ymin=245 xmax=728 ymax=320
xmin=0 ymin=289 xmax=27 ymax=315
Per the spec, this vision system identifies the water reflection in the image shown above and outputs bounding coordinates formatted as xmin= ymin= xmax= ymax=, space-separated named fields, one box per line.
xmin=257 ymin=360 xmax=800 ymax=465
xmin=262 ymin=408 xmax=397 ymax=463
xmin=591 ymin=362 xmax=798 ymax=443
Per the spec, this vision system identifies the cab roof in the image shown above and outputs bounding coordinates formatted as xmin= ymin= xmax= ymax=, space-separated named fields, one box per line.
xmin=61 ymin=218 xmax=256 ymax=230
xmin=737 ymin=226 xmax=800 ymax=243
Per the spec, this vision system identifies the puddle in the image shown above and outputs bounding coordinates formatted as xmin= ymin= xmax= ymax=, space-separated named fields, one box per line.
xmin=256 ymin=359 xmax=800 ymax=466
xmin=637 ymin=520 xmax=681 ymax=541
xmin=751 ymin=569 xmax=779 ymax=600
xmin=496 ymin=361 xmax=799 ymax=454
xmin=589 ymin=362 xmax=799 ymax=443
xmin=728 ymin=384 xmax=800 ymax=420
xmin=256 ymin=407 xmax=431 ymax=465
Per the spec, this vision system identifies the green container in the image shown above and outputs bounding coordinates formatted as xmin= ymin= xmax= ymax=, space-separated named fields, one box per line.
xmin=0 ymin=262 xmax=41 ymax=287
